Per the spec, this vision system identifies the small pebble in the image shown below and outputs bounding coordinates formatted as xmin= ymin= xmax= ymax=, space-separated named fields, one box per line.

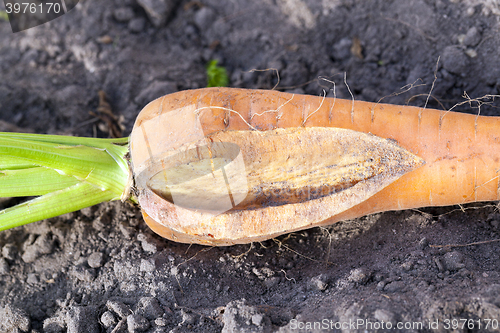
xmin=309 ymin=274 xmax=328 ymax=291
xmin=114 ymin=7 xmax=135 ymax=23
xmin=336 ymin=278 xmax=350 ymax=290
xmin=401 ymin=260 xmax=413 ymax=271
xmin=2 ymin=243 xmax=18 ymax=260
xmin=0 ymin=257 xmax=9 ymax=275
xmin=119 ymin=222 xmax=135 ymax=239
xmin=463 ymin=26 xmax=481 ymax=46
xmin=87 ymin=252 xmax=104 ymax=268
xmin=221 ymin=300 xmax=270 ymax=332
xmin=80 ymin=207 xmax=94 ymax=218
xmin=193 ymin=6 xmax=216 ymax=31
xmin=22 ymin=234 xmax=54 ymax=263
xmin=443 ymin=251 xmax=465 ymax=271
xmin=71 ymin=265 xmax=96 ymax=282
xmin=34 ymin=233 xmax=53 ymax=253
xmin=107 ymin=300 xmax=132 ymax=319
xmin=136 ymin=0 xmax=177 ymax=27
xmin=100 ymin=311 xmax=116 ymax=328
xmin=22 ymin=247 xmax=40 ymax=264
xmin=383 ymin=281 xmax=405 ymax=293
xmin=252 ymin=313 xmax=264 ymax=326
xmin=332 ymin=37 xmax=352 ymax=60
xmin=137 ymin=233 xmax=158 ymax=254
xmin=27 ymin=273 xmax=39 ymax=285
xmin=418 ymin=237 xmax=428 ymax=250
xmin=67 ymin=306 xmax=99 ymax=333
xmin=127 ymin=314 xmax=150 ymax=332
xmin=140 ymin=258 xmax=156 ymax=272
xmin=128 ymin=18 xmax=146 ymax=33
xmin=114 ymin=260 xmax=139 ymax=280
xmin=137 ymin=297 xmax=164 ymax=319
xmin=120 ymin=282 xmax=137 ymax=292
xmin=155 ymin=317 xmax=167 ymax=326
xmin=348 ymin=268 xmax=371 ymax=284
xmin=434 ymin=257 xmax=444 ymax=272
xmin=441 ymin=45 xmax=468 ymax=75
xmin=181 ymin=309 xmax=197 ymax=325
xmin=465 ymin=48 xmax=477 ymax=58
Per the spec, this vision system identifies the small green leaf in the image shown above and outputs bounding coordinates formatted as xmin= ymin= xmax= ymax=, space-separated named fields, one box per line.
xmin=206 ymin=60 xmax=229 ymax=87
xmin=0 ymin=11 xmax=9 ymax=22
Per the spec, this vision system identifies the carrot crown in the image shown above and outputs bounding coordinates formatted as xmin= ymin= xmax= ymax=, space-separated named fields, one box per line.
xmin=0 ymin=132 xmax=131 ymax=230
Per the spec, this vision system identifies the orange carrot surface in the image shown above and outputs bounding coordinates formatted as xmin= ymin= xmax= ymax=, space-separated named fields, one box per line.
xmin=130 ymin=87 xmax=500 ymax=245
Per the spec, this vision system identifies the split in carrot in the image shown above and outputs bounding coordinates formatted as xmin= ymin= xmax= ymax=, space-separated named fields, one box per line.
xmin=1 ymin=87 xmax=499 ymax=246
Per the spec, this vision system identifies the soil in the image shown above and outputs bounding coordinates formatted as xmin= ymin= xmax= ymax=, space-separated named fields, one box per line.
xmin=1 ymin=0 xmax=500 ymax=332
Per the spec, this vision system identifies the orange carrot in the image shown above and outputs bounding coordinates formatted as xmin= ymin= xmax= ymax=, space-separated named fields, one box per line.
xmin=130 ymin=87 xmax=500 ymax=245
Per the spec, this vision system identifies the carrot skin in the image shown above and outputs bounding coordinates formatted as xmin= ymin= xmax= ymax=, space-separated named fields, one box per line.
xmin=132 ymin=87 xmax=500 ymax=244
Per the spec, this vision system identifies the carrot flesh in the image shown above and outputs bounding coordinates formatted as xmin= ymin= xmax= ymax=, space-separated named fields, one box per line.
xmin=132 ymin=87 xmax=500 ymax=244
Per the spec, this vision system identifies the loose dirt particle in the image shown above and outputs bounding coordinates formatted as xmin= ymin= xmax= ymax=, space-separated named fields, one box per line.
xmin=87 ymin=252 xmax=104 ymax=268
xmin=107 ymin=301 xmax=132 ymax=319
xmin=127 ymin=314 xmax=150 ymax=332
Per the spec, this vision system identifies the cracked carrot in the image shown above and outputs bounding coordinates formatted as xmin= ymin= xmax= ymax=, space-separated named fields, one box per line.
xmin=130 ymin=87 xmax=500 ymax=245
xmin=1 ymin=87 xmax=499 ymax=245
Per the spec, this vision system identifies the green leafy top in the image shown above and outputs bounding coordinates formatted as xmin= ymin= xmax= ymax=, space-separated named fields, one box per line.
xmin=0 ymin=132 xmax=131 ymax=231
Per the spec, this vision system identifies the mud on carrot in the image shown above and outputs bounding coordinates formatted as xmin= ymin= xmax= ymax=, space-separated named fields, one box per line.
xmin=1 ymin=87 xmax=500 ymax=246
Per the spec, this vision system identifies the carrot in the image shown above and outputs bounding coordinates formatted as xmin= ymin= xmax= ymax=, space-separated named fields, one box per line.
xmin=1 ymin=87 xmax=499 ymax=245
xmin=130 ymin=87 xmax=500 ymax=245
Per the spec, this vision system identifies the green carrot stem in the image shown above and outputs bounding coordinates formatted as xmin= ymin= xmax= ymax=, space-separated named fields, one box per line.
xmin=0 ymin=167 xmax=79 ymax=197
xmin=0 ymin=182 xmax=120 ymax=231
xmin=0 ymin=132 xmax=131 ymax=230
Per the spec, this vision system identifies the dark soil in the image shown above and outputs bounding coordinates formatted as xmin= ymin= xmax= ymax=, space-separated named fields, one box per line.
xmin=1 ymin=0 xmax=500 ymax=332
